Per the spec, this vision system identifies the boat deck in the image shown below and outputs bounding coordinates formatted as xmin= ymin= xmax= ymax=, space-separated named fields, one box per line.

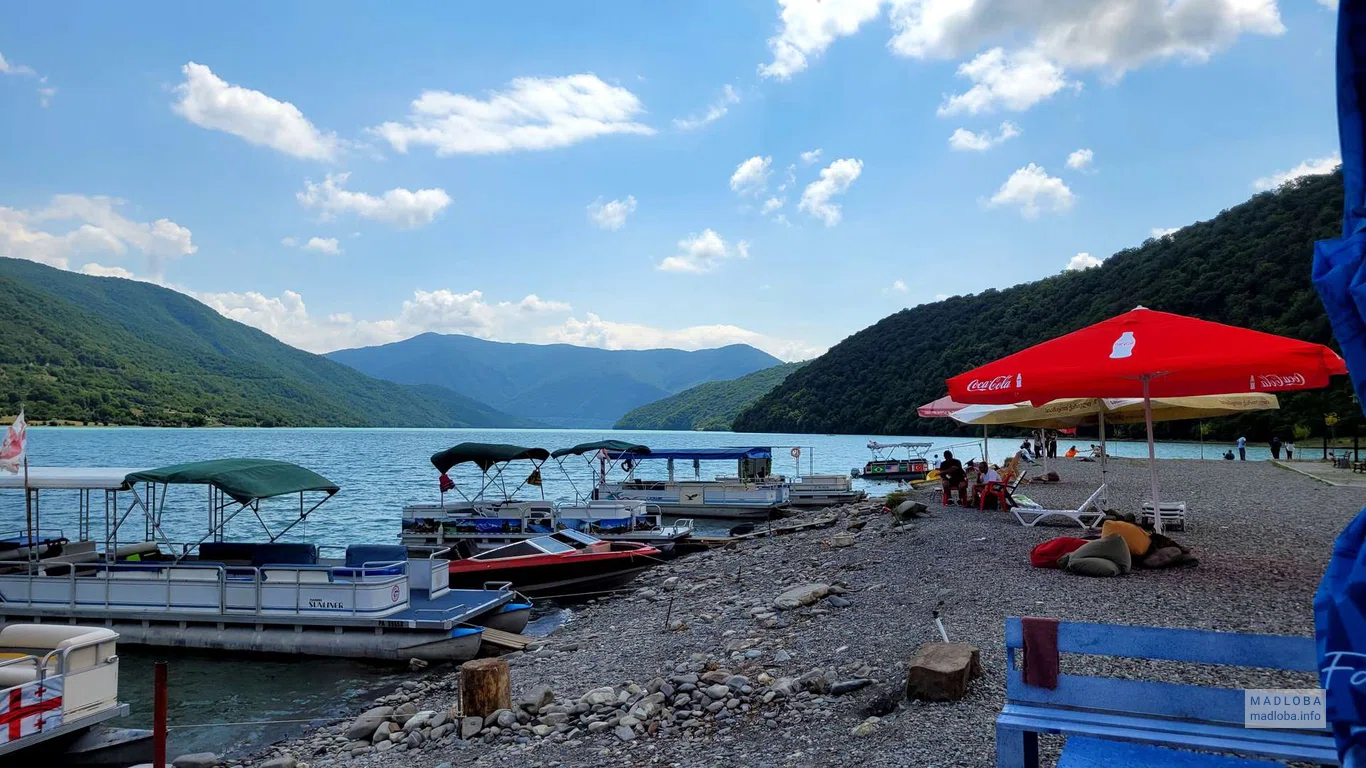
xmin=390 ymin=588 xmax=511 ymax=627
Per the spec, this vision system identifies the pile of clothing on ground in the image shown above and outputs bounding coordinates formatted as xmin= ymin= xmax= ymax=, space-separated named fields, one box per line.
xmin=1029 ymin=518 xmax=1199 ymax=577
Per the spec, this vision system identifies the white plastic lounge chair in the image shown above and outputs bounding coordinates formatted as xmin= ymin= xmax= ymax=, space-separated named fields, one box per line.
xmin=1140 ymin=500 xmax=1188 ymax=532
xmin=1012 ymin=485 xmax=1107 ymax=529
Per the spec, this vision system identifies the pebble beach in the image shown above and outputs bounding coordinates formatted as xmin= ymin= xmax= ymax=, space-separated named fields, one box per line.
xmin=234 ymin=458 xmax=1366 ymax=768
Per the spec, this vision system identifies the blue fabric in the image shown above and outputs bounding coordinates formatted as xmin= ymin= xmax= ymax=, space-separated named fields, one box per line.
xmin=1316 ymin=5 xmax=1366 ymax=762
xmin=610 ymin=447 xmax=771 ymax=460
xmin=1057 ymin=736 xmax=1280 ymax=768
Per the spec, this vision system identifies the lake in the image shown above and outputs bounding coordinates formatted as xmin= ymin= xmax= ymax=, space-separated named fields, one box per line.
xmin=0 ymin=425 xmax=1278 ymax=758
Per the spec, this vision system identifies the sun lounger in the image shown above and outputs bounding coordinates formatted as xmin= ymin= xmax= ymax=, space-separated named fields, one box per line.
xmin=1140 ymin=500 xmax=1189 ymax=532
xmin=1012 ymin=485 xmax=1106 ymax=529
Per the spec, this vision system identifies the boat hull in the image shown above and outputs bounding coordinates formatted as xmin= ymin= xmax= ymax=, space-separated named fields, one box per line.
xmin=789 ymin=491 xmax=867 ymax=507
xmin=449 ymin=554 xmax=656 ymax=599
xmin=477 ymin=602 xmax=532 ymax=634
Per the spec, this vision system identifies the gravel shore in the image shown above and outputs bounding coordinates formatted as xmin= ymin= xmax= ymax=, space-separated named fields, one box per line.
xmin=241 ymin=458 xmax=1366 ymax=768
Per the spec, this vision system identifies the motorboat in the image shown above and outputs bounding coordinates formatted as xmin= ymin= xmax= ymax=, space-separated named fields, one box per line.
xmin=0 ymin=623 xmax=149 ymax=762
xmin=853 ymin=441 xmax=934 ymax=482
xmin=594 ymin=446 xmax=789 ymax=520
xmin=0 ymin=461 xmax=519 ymax=662
xmin=550 ymin=441 xmax=695 ymax=549
xmin=446 ymin=529 xmax=660 ymax=598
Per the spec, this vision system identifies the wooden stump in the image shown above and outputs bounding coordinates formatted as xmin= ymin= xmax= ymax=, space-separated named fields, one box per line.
xmin=905 ymin=642 xmax=981 ymax=702
xmin=460 ymin=657 xmax=511 ymax=718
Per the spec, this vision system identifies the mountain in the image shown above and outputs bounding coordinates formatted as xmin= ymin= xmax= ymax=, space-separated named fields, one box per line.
xmin=327 ymin=334 xmax=783 ymax=428
xmin=0 ymin=258 xmax=527 ymax=428
xmin=734 ymin=171 xmax=1355 ymax=443
xmin=615 ymin=362 xmax=808 ymax=431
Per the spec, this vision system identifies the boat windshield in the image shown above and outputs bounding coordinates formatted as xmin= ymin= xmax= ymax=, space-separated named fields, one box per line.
xmin=530 ymin=537 xmax=575 ymax=554
xmin=554 ymin=528 xmax=600 ymax=547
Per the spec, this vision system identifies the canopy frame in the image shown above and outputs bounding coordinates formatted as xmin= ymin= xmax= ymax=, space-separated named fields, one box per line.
xmin=430 ymin=443 xmax=548 ymax=507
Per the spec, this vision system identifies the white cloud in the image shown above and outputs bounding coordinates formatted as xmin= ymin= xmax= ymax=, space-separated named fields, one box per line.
xmin=1066 ymin=148 xmax=1094 ymax=171
xmin=1252 ymin=153 xmax=1341 ymax=191
xmin=799 ymin=158 xmax=864 ymax=226
xmin=674 ymin=84 xmax=741 ymax=130
xmin=760 ymin=0 xmax=885 ymax=80
xmin=0 ymin=53 xmax=35 ymax=77
xmin=938 ymin=48 xmax=1073 ymax=116
xmin=171 ymin=62 xmax=340 ymax=161
xmin=0 ymin=195 xmax=196 ymax=279
xmin=1151 ymin=226 xmax=1178 ymax=239
xmin=297 ymin=173 xmax=451 ymax=228
xmin=1065 ymin=252 xmax=1102 ymax=271
xmin=370 ymin=74 xmax=654 ymax=155
xmin=948 ymin=121 xmax=1020 ymax=151
xmin=800 ymin=148 xmax=823 ymax=165
xmin=79 ymin=263 xmax=135 ymax=279
xmin=304 ymin=236 xmax=341 ymax=255
xmin=587 ymin=196 xmax=638 ymax=231
xmin=730 ymin=156 xmax=773 ymax=196
xmin=1319 ymin=0 xmax=1338 ymax=8
xmin=989 ymin=164 xmax=1075 ymax=218
xmin=37 ymin=86 xmax=54 ymax=108
xmin=933 ymin=293 xmax=950 ymax=301
xmin=546 ymin=312 xmax=822 ymax=361
xmin=658 ymin=229 xmax=748 ymax=273
xmin=0 ymin=54 xmax=55 ymax=107
xmin=761 ymin=197 xmax=786 ymax=216
xmin=890 ymin=278 xmax=908 ymax=292
xmin=281 ymin=237 xmax=298 ymax=247
xmin=887 ymin=0 xmax=1284 ymax=75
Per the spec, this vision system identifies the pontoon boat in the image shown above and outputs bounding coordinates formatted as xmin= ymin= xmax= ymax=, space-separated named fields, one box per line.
xmin=853 ymin=441 xmax=934 ymax=482
xmin=595 ymin=447 xmax=789 ymax=519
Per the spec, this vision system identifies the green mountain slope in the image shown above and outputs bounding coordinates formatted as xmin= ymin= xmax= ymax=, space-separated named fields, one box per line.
xmin=327 ymin=333 xmax=783 ymax=428
xmin=734 ymin=172 xmax=1354 ymax=442
xmin=615 ymin=362 xmax=808 ymax=431
xmin=0 ymin=258 xmax=527 ymax=427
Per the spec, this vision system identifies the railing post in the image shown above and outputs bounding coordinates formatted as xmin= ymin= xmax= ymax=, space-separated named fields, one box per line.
xmin=153 ymin=660 xmax=167 ymax=768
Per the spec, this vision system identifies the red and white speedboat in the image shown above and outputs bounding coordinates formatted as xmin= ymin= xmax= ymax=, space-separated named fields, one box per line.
xmin=446 ymin=529 xmax=660 ymax=598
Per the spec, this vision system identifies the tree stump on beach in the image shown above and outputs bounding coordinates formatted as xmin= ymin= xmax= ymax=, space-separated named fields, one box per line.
xmin=905 ymin=642 xmax=981 ymax=702
xmin=460 ymin=657 xmax=511 ymax=718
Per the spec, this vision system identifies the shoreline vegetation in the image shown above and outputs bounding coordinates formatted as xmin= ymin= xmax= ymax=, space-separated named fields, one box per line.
xmin=230 ymin=457 xmax=1355 ymax=768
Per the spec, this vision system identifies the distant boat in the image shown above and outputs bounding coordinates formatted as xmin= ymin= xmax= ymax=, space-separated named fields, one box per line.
xmin=856 ymin=441 xmax=934 ymax=481
xmin=593 ymin=446 xmax=790 ymax=519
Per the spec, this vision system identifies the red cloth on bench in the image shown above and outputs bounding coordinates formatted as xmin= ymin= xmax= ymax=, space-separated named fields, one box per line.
xmin=1029 ymin=537 xmax=1090 ymax=568
xmin=1022 ymin=616 xmax=1059 ymax=689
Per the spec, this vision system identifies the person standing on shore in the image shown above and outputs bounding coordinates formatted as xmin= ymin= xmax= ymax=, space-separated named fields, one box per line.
xmin=1270 ymin=435 xmax=1282 ymax=460
xmin=1237 ymin=435 xmax=1247 ymax=461
xmin=1285 ymin=440 xmax=1295 ymax=460
xmin=1047 ymin=432 xmax=1058 ymax=458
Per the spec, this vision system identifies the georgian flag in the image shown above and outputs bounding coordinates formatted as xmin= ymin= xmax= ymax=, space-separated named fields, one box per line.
xmin=0 ymin=677 xmax=63 ymax=744
xmin=0 ymin=409 xmax=26 ymax=474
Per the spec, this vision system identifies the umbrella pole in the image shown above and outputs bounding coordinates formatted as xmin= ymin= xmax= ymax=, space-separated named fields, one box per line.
xmin=1142 ymin=375 xmax=1162 ymax=534
xmin=1099 ymin=410 xmax=1108 ymax=504
xmin=983 ymin=425 xmax=989 ymax=465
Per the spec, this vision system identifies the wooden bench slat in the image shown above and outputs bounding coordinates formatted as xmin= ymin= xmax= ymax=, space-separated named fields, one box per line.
xmin=1007 ymin=670 xmax=1249 ymax=724
xmin=1004 ymin=618 xmax=1317 ymax=671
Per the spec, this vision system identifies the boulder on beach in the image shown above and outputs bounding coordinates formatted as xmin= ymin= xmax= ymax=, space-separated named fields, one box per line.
xmin=774 ymin=583 xmax=831 ymax=610
xmin=171 ymin=754 xmax=219 ymax=768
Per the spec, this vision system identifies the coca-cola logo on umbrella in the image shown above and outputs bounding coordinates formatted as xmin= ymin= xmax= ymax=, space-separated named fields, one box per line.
xmin=966 ymin=374 xmax=1022 ymax=392
xmin=1254 ymin=373 xmax=1307 ymax=389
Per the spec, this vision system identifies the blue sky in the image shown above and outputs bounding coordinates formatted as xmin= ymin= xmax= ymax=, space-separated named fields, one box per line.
xmin=0 ymin=1 xmax=1343 ymax=361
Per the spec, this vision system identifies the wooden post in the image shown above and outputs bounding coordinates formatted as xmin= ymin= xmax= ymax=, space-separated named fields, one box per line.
xmin=153 ymin=661 xmax=167 ymax=768
xmin=459 ymin=657 xmax=510 ymax=719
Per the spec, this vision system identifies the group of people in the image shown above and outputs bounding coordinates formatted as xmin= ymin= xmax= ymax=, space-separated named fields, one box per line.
xmin=1017 ymin=434 xmax=1059 ymax=461
xmin=938 ymin=450 xmax=1004 ymax=507
xmin=1221 ymin=435 xmax=1296 ymax=461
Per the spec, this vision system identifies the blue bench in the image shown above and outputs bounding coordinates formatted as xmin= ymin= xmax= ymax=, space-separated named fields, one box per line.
xmin=996 ymin=617 xmax=1338 ymax=767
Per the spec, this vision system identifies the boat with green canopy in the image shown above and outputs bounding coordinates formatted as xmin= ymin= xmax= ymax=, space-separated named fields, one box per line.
xmin=0 ymin=458 xmax=520 ymax=662
xmin=549 ymin=441 xmax=694 ymax=549
xmin=402 ymin=442 xmax=556 ymax=552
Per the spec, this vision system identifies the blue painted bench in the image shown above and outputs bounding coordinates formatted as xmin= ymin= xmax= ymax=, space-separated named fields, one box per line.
xmin=996 ymin=617 xmax=1338 ymax=767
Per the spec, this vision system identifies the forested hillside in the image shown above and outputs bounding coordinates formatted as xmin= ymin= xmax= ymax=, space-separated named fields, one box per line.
xmin=615 ymin=362 xmax=807 ymax=431
xmin=0 ymin=258 xmax=526 ymax=427
xmin=734 ymin=172 xmax=1354 ymax=442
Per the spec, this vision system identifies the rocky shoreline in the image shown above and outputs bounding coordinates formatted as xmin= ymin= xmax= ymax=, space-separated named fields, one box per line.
xmin=216 ymin=458 xmax=1364 ymax=768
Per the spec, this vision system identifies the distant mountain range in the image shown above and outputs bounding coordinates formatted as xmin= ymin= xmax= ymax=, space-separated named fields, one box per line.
xmin=327 ymin=334 xmax=782 ymax=428
xmin=0 ymin=258 xmax=528 ymax=428
xmin=615 ymin=362 xmax=807 ymax=431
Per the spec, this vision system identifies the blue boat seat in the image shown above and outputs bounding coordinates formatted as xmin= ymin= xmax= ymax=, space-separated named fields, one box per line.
xmin=198 ymin=542 xmax=318 ymax=567
xmin=332 ymin=544 xmax=407 ymax=578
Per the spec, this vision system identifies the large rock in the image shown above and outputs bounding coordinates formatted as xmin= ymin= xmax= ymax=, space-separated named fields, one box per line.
xmin=580 ymin=686 xmax=617 ymax=706
xmin=518 ymin=684 xmax=555 ymax=714
xmin=344 ymin=706 xmax=393 ymax=740
xmin=460 ymin=715 xmax=484 ymax=740
xmin=905 ymin=642 xmax=981 ymax=702
xmin=171 ymin=754 xmax=218 ymax=768
xmin=774 ymin=583 xmax=831 ymax=611
xmin=259 ymin=758 xmax=296 ymax=768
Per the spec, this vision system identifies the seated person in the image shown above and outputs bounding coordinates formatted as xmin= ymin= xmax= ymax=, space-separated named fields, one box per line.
xmin=970 ymin=461 xmax=1002 ymax=506
xmin=939 ymin=450 xmax=968 ymax=504
xmin=1223 ymin=449 xmax=1235 ymax=460
xmin=1064 ymin=445 xmax=1078 ymax=458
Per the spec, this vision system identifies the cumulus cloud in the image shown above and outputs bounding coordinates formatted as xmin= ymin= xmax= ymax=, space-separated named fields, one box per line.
xmin=0 ymin=53 xmax=35 ymax=77
xmin=761 ymin=197 xmax=786 ymax=216
xmin=799 ymin=158 xmax=864 ymax=226
xmin=171 ymin=62 xmax=340 ymax=161
xmin=1066 ymin=148 xmax=1094 ymax=171
xmin=297 ymin=173 xmax=451 ymax=228
xmin=989 ymin=164 xmax=1075 ymax=218
xmin=760 ymin=0 xmax=885 ymax=79
xmin=658 ymin=229 xmax=749 ymax=273
xmin=0 ymin=195 xmax=196 ymax=278
xmin=80 ymin=263 xmax=135 ymax=279
xmin=1065 ymin=252 xmax=1102 ymax=271
xmin=800 ymin=148 xmax=823 ymax=165
xmin=546 ymin=312 xmax=822 ymax=361
xmin=370 ymin=74 xmax=654 ymax=155
xmin=303 ymin=236 xmax=341 ymax=255
xmin=587 ymin=196 xmax=638 ymax=230
xmin=0 ymin=51 xmax=53 ymax=106
xmin=938 ymin=48 xmax=1074 ymax=116
xmin=948 ymin=121 xmax=1020 ymax=151
xmin=889 ymin=278 xmax=909 ymax=293
xmin=674 ymin=84 xmax=741 ymax=131
xmin=1252 ymin=153 xmax=1341 ymax=191
xmin=730 ymin=156 xmax=773 ymax=196
xmin=1151 ymin=226 xmax=1178 ymax=239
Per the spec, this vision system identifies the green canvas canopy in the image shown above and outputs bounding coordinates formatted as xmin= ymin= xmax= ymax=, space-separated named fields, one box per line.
xmin=125 ymin=459 xmax=340 ymax=505
xmin=549 ymin=440 xmax=651 ymax=459
xmin=431 ymin=443 xmax=551 ymax=474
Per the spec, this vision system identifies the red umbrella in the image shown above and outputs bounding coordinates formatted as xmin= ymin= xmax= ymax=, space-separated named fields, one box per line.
xmin=945 ymin=307 xmax=1347 ymax=526
xmin=947 ymin=307 xmax=1345 ymax=405
xmin=917 ymin=396 xmax=967 ymax=418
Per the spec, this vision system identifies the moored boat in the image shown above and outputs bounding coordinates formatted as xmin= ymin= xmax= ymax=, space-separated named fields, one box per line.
xmin=446 ymin=529 xmax=660 ymax=598
xmin=853 ymin=441 xmax=934 ymax=481
xmin=594 ymin=446 xmax=789 ymax=519
xmin=550 ymin=440 xmax=695 ymax=549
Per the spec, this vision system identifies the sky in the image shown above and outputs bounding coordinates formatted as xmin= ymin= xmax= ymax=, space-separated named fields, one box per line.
xmin=0 ymin=1 xmax=1345 ymax=362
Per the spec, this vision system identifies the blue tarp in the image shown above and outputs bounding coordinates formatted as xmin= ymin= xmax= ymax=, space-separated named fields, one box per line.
xmin=1314 ymin=4 xmax=1366 ymax=763
xmin=608 ymin=447 xmax=771 ymax=461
